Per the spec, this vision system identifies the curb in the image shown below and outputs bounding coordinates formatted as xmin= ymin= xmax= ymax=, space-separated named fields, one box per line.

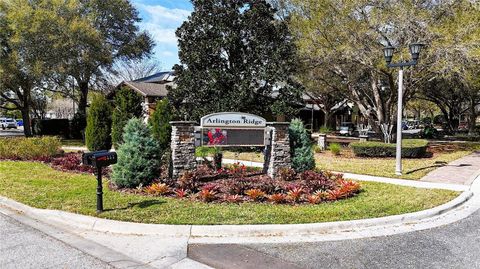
xmin=0 ymin=190 xmax=473 ymax=239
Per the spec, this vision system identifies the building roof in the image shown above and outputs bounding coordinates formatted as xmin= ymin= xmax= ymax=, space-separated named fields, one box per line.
xmin=133 ymin=71 xmax=175 ymax=83
xmin=121 ymin=81 xmax=170 ymax=97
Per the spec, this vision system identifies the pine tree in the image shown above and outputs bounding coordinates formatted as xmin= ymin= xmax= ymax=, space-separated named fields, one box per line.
xmin=148 ymin=99 xmax=172 ymax=152
xmin=85 ymin=94 xmax=112 ymax=151
xmin=111 ymin=87 xmax=143 ymax=148
xmin=289 ymin=118 xmax=315 ymax=172
xmin=111 ymin=118 xmax=161 ymax=188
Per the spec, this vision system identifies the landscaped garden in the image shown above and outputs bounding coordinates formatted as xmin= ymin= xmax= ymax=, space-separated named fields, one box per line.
xmin=0 ymin=161 xmax=458 ymax=225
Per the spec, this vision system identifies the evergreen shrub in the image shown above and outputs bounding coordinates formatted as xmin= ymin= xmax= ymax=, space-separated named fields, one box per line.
xmin=70 ymin=112 xmax=87 ymax=140
xmin=148 ymin=99 xmax=172 ymax=152
xmin=111 ymin=87 xmax=143 ymax=148
xmin=351 ymin=139 xmax=428 ymax=158
xmin=289 ymin=119 xmax=315 ymax=173
xmin=85 ymin=95 xmax=112 ymax=151
xmin=112 ymin=118 xmax=161 ymax=188
xmin=32 ymin=119 xmax=70 ymax=138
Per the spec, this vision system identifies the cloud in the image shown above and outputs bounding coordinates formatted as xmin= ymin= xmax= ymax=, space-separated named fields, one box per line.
xmin=141 ymin=23 xmax=178 ymax=44
xmin=133 ymin=1 xmax=191 ymax=68
xmin=139 ymin=4 xmax=190 ymax=26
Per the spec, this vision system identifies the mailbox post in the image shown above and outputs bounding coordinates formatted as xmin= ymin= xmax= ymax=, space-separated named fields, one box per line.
xmin=82 ymin=151 xmax=117 ymax=213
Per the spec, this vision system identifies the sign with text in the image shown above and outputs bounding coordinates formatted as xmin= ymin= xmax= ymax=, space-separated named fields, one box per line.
xmin=201 ymin=112 xmax=266 ymax=128
xmin=198 ymin=112 xmax=269 ymax=147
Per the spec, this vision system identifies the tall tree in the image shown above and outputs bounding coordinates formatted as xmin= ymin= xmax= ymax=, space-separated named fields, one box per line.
xmin=54 ymin=0 xmax=154 ymax=119
xmin=0 ymin=0 xmax=63 ymax=136
xmin=288 ymin=0 xmax=434 ymax=129
xmin=169 ymin=0 xmax=303 ymax=120
xmin=424 ymin=0 xmax=480 ymax=134
xmin=300 ymin=65 xmax=347 ymax=128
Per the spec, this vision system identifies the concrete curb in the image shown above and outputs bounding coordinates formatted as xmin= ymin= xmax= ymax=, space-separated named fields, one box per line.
xmin=190 ymin=191 xmax=473 ymax=239
xmin=0 ymin=190 xmax=472 ymax=239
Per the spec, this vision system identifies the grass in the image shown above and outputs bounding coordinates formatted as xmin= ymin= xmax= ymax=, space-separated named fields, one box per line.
xmin=0 ymin=161 xmax=459 ymax=225
xmin=316 ymin=142 xmax=480 ymax=180
xmin=61 ymin=139 xmax=85 ymax=147
xmin=222 ymin=151 xmax=264 ymax=163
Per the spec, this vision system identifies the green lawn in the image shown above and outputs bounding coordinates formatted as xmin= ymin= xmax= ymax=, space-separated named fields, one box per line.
xmin=225 ymin=143 xmax=480 ymax=180
xmin=61 ymin=139 xmax=85 ymax=147
xmin=316 ymin=150 xmax=473 ymax=180
xmin=0 ymin=161 xmax=459 ymax=225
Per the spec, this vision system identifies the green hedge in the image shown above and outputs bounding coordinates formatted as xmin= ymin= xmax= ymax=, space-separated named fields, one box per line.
xmin=32 ymin=119 xmax=70 ymax=138
xmin=351 ymin=139 xmax=428 ymax=158
xmin=0 ymin=137 xmax=61 ymax=160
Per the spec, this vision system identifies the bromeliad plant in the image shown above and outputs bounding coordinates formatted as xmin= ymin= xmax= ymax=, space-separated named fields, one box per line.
xmin=108 ymin=158 xmax=361 ymax=205
xmin=145 ymin=183 xmax=170 ymax=196
xmin=245 ymin=189 xmax=266 ymax=201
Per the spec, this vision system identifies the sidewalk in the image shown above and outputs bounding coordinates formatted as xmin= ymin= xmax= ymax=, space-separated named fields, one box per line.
xmin=421 ymin=151 xmax=480 ymax=185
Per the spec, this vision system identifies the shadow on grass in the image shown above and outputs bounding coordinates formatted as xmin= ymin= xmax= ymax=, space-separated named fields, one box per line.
xmin=104 ymin=199 xmax=165 ymax=212
xmin=405 ymin=161 xmax=472 ymax=175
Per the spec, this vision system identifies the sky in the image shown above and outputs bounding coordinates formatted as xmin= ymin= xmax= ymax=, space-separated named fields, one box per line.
xmin=132 ymin=0 xmax=193 ymax=71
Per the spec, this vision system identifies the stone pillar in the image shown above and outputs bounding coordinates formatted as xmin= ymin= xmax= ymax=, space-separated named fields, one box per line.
xmin=318 ymin=133 xmax=327 ymax=150
xmin=170 ymin=121 xmax=197 ymax=178
xmin=264 ymin=122 xmax=291 ymax=179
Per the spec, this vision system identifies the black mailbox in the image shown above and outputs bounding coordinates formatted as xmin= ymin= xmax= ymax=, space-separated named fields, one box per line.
xmin=82 ymin=150 xmax=108 ymax=166
xmin=92 ymin=151 xmax=117 ymax=167
xmin=81 ymin=150 xmax=117 ymax=213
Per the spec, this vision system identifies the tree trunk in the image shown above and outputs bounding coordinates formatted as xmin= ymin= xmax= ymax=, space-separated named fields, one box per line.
xmin=468 ymin=100 xmax=477 ymax=135
xmin=20 ymin=87 xmax=33 ymax=137
xmin=78 ymin=81 xmax=89 ymax=117
xmin=323 ymin=111 xmax=330 ymax=128
xmin=21 ymin=107 xmax=32 ymax=137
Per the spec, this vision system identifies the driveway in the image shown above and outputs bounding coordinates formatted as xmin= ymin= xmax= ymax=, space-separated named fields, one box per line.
xmin=190 ymin=208 xmax=480 ymax=269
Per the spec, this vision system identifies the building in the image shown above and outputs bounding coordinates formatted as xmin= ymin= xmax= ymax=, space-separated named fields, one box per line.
xmin=113 ymin=71 xmax=174 ymax=120
xmin=114 ymin=71 xmax=356 ymax=132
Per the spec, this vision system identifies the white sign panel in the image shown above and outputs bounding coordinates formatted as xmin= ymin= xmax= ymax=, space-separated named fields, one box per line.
xmin=201 ymin=112 xmax=267 ymax=128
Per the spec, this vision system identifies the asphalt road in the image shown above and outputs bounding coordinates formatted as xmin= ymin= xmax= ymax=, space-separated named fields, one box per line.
xmin=0 ymin=213 xmax=114 ymax=269
xmin=190 ymin=208 xmax=480 ymax=269
xmin=0 ymin=127 xmax=24 ymax=137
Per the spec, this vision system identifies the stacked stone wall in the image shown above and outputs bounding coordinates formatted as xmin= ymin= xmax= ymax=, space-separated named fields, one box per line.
xmin=170 ymin=121 xmax=197 ymax=178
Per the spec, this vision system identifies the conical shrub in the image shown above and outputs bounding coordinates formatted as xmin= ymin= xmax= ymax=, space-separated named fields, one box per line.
xmin=112 ymin=118 xmax=161 ymax=188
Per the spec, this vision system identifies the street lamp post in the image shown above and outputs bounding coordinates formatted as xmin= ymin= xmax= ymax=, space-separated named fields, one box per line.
xmin=383 ymin=43 xmax=424 ymax=176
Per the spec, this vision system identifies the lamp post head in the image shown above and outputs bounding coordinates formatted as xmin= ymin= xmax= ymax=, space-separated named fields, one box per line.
xmin=383 ymin=46 xmax=395 ymax=65
xmin=409 ymin=43 xmax=424 ymax=61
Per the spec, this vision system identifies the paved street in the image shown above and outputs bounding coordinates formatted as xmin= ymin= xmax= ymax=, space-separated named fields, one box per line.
xmin=190 ymin=208 xmax=480 ymax=269
xmin=0 ymin=127 xmax=24 ymax=137
xmin=0 ymin=213 xmax=113 ymax=269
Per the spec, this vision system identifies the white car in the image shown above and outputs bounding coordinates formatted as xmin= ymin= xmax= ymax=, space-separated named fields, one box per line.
xmin=0 ymin=118 xmax=17 ymax=130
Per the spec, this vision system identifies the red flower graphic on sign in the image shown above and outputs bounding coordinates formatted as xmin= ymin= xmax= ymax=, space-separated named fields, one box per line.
xmin=207 ymin=128 xmax=227 ymax=145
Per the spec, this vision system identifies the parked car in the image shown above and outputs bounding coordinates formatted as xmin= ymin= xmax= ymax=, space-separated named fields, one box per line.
xmin=406 ymin=120 xmax=422 ymax=130
xmin=0 ymin=118 xmax=17 ymax=130
xmin=339 ymin=122 xmax=355 ymax=136
xmin=458 ymin=121 xmax=468 ymax=131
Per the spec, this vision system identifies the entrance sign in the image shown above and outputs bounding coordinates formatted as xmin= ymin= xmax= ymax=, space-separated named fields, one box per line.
xmin=201 ymin=112 xmax=266 ymax=128
xmin=198 ymin=112 xmax=268 ymax=147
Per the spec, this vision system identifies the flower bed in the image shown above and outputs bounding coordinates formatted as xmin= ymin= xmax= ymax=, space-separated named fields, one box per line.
xmin=125 ymin=165 xmax=361 ymax=205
